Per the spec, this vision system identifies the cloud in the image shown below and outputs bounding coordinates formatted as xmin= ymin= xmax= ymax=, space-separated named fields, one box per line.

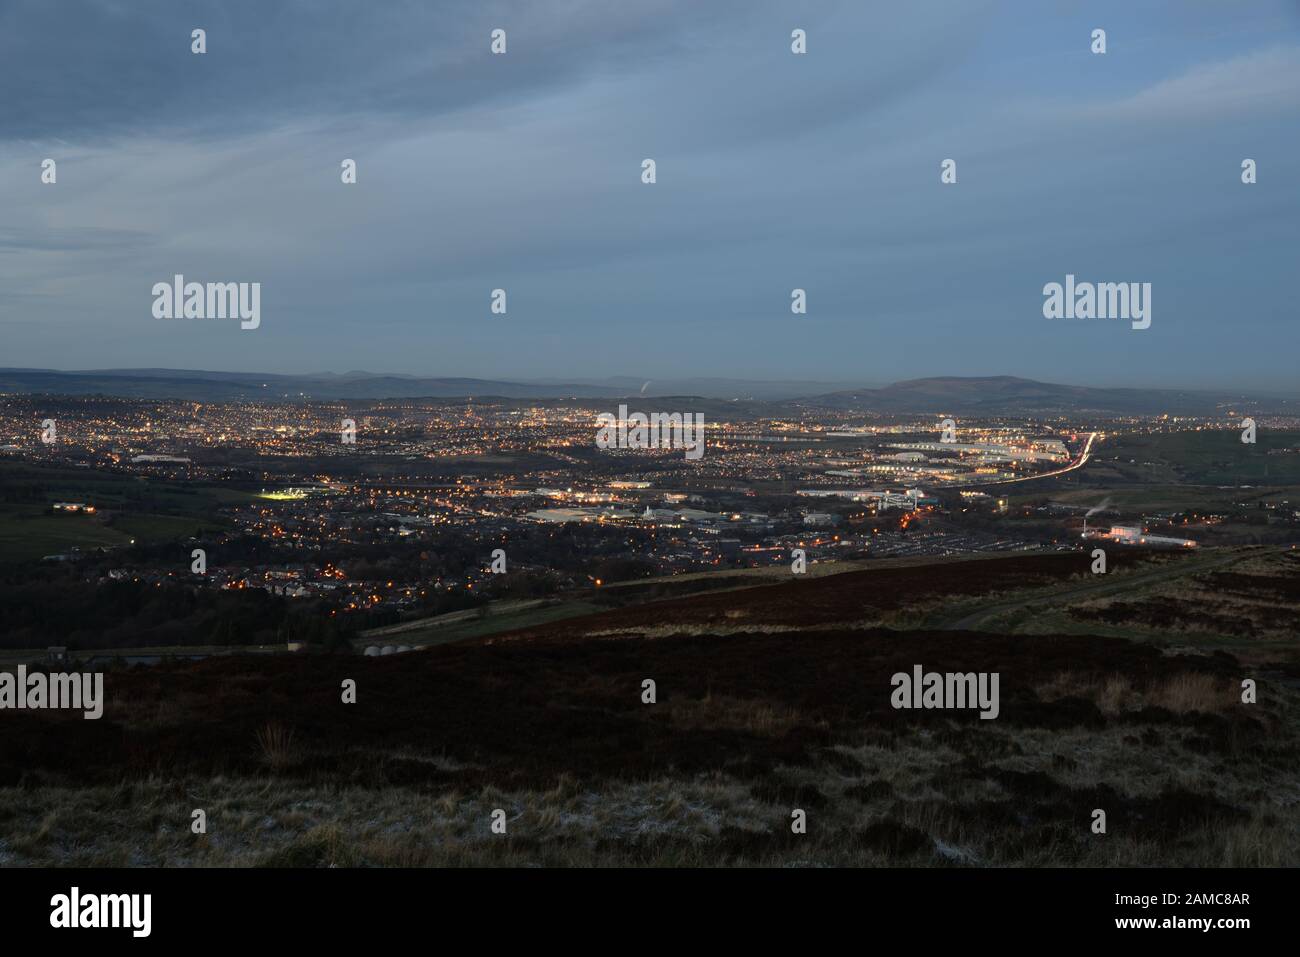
xmin=0 ymin=1 xmax=1297 ymax=388
xmin=1102 ymin=44 xmax=1300 ymax=120
xmin=0 ymin=0 xmax=761 ymax=141
xmin=0 ymin=226 xmax=156 ymax=253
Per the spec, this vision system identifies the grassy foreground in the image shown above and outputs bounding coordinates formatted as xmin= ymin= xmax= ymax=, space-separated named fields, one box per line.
xmin=2 ymin=548 xmax=1297 ymax=867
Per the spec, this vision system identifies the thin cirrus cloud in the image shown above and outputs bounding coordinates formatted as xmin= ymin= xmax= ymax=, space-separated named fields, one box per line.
xmin=0 ymin=0 xmax=765 ymax=140
xmin=1099 ymin=44 xmax=1300 ymax=119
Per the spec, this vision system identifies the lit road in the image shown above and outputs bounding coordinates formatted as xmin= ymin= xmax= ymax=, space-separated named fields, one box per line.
xmin=976 ymin=431 xmax=1098 ymax=488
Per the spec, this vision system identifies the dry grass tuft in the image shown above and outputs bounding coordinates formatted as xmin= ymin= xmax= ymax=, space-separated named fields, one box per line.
xmin=255 ymin=721 xmax=297 ymax=769
xmin=1035 ymin=670 xmax=1233 ymax=715
xmin=659 ymin=694 xmax=819 ymax=734
xmin=1149 ymin=673 xmax=1232 ymax=714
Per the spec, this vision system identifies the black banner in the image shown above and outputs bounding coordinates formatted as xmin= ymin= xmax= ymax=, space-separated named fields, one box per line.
xmin=0 ymin=867 xmax=1280 ymax=944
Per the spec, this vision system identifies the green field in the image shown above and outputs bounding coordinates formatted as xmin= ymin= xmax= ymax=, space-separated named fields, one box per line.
xmin=1006 ymin=429 xmax=1300 ymax=515
xmin=0 ymin=505 xmax=235 ymax=562
xmin=1025 ymin=484 xmax=1255 ymax=510
xmin=1099 ymin=430 xmax=1300 ymax=485
xmin=0 ymin=460 xmax=253 ymax=562
xmin=0 ymin=505 xmax=133 ymax=561
xmin=357 ymin=599 xmax=605 ymax=648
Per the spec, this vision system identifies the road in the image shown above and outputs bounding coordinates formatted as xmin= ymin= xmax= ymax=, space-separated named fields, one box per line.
xmin=937 ymin=547 xmax=1249 ymax=632
xmin=975 ymin=431 xmax=1099 ymax=488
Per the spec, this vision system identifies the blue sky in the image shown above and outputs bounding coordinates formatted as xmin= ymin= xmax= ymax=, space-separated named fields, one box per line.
xmin=1 ymin=0 xmax=1298 ymax=389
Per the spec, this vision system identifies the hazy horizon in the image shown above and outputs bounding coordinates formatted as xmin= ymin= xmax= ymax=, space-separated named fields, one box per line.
xmin=5 ymin=365 xmax=1299 ymax=402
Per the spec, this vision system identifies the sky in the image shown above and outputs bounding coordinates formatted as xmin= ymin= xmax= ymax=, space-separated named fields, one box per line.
xmin=1 ymin=0 xmax=1298 ymax=390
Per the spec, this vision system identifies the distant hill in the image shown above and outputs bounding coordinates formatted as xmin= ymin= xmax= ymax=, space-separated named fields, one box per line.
xmin=0 ymin=367 xmax=863 ymax=405
xmin=0 ymin=368 xmax=624 ymax=401
xmin=802 ymin=376 xmax=1285 ymax=416
xmin=1 ymin=368 xmax=1293 ymax=416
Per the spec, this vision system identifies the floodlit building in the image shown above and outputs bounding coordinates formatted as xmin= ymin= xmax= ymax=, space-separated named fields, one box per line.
xmin=1096 ymin=525 xmax=1197 ymax=549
